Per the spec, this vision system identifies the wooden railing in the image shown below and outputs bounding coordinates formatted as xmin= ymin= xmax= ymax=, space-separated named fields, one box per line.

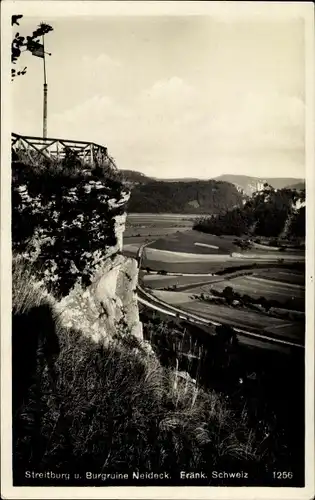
xmin=11 ymin=133 xmax=117 ymax=170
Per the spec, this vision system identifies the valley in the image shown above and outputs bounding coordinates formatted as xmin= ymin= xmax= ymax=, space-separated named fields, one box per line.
xmin=123 ymin=213 xmax=305 ymax=352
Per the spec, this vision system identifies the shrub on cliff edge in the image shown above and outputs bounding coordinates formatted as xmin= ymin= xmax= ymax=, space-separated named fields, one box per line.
xmin=12 ymin=158 xmax=128 ymax=296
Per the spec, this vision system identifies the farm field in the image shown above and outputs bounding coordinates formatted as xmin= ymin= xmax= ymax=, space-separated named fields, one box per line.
xmin=124 ymin=226 xmax=190 ymax=239
xmin=125 ymin=213 xmax=195 ymax=233
xmin=147 ymin=230 xmax=238 ymax=254
xmin=175 ymin=301 xmax=304 ymax=344
xmin=252 ymin=242 xmax=304 ymax=253
xmin=147 ymin=288 xmax=304 ymax=345
xmin=140 ymin=257 xmax=305 ymax=275
xmin=142 ymin=274 xmax=217 ymax=290
xmin=123 ymin=213 xmax=196 ymax=256
xmin=141 ymin=259 xmax=222 ymax=274
xmin=150 ymin=290 xmax=196 ymax=305
xmin=141 ymin=247 xmax=304 ymax=273
xmin=144 ymin=247 xmax=234 ymax=262
xmin=124 ymin=213 xmax=305 ymax=348
xmin=190 ymin=275 xmax=304 ymax=304
xmin=142 ymin=267 xmax=305 ymax=299
xmin=254 ymin=268 xmax=305 ymax=286
xmin=146 ymin=229 xmax=305 ymax=256
xmin=150 ymin=266 xmax=305 ymax=318
xmin=123 ymin=214 xmax=305 ymax=269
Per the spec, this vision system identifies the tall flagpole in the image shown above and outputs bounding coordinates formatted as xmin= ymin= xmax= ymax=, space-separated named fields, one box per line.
xmin=42 ymin=31 xmax=47 ymax=138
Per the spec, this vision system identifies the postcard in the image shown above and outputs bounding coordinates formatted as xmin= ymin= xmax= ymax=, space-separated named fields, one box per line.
xmin=1 ymin=1 xmax=314 ymax=499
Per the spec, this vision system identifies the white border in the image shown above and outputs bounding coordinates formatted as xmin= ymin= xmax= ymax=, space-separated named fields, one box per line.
xmin=1 ymin=2 xmax=314 ymax=499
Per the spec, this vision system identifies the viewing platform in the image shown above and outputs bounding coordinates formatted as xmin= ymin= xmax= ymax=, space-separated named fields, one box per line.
xmin=11 ymin=133 xmax=117 ymax=170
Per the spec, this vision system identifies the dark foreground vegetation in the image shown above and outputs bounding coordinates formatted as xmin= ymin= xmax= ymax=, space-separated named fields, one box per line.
xmin=12 ymin=258 xmax=276 ymax=486
xmin=141 ymin=309 xmax=305 ymax=486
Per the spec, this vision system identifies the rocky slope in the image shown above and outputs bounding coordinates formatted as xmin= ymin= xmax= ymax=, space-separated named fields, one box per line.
xmin=12 ymin=160 xmax=143 ymax=344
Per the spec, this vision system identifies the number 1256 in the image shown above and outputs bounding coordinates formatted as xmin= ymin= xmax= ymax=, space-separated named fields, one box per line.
xmin=273 ymin=471 xmax=293 ymax=479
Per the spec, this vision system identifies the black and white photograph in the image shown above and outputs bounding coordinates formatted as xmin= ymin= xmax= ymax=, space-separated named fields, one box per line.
xmin=1 ymin=1 xmax=314 ymax=499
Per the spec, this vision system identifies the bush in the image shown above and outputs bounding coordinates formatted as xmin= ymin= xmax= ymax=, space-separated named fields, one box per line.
xmin=222 ymin=286 xmax=235 ymax=304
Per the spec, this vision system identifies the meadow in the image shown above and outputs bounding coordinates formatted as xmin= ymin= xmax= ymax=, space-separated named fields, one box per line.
xmin=190 ymin=275 xmax=304 ymax=303
xmin=146 ymin=230 xmax=239 ymax=255
xmin=124 ymin=214 xmax=305 ymax=274
xmin=126 ymin=213 xmax=305 ymax=350
xmin=123 ymin=214 xmax=194 ymax=257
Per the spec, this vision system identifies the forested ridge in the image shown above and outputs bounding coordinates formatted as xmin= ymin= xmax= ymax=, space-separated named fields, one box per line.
xmin=127 ymin=180 xmax=243 ymax=214
xmin=194 ymin=185 xmax=305 ymax=238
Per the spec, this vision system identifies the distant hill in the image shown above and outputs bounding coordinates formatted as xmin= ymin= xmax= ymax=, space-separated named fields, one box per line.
xmin=121 ymin=170 xmax=152 ymax=186
xmin=121 ymin=170 xmax=305 ymax=194
xmin=288 ymin=182 xmax=305 ymax=191
xmin=154 ymin=177 xmax=203 ymax=183
xmin=194 ymin=185 xmax=306 ymax=239
xmin=121 ymin=170 xmax=202 ymax=185
xmin=120 ymin=169 xmax=305 ymax=213
xmin=214 ymin=175 xmax=305 ymax=196
xmin=127 ymin=180 xmax=243 ymax=214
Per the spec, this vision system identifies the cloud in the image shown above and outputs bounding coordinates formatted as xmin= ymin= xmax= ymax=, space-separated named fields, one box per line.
xmin=142 ymin=77 xmax=196 ymax=101
xmin=12 ymin=14 xmax=305 ymax=178
xmin=81 ymin=53 xmax=121 ymax=73
xmin=49 ymin=94 xmax=131 ymax=146
xmin=48 ymin=76 xmax=304 ymax=177
xmin=136 ymin=77 xmax=199 ymax=128
xmin=59 ymin=53 xmax=124 ymax=104
xmin=135 ymin=80 xmax=305 ymax=158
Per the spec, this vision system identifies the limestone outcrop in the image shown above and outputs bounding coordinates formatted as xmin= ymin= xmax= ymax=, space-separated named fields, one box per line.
xmin=57 ymin=238 xmax=143 ymax=343
xmin=12 ymin=161 xmax=144 ymax=344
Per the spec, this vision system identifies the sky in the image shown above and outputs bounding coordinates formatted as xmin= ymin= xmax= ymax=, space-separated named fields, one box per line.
xmin=12 ymin=14 xmax=305 ymax=179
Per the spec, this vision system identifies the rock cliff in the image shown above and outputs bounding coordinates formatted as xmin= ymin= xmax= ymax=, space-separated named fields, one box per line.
xmin=12 ymin=160 xmax=143 ymax=344
xmin=57 ymin=214 xmax=143 ymax=343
